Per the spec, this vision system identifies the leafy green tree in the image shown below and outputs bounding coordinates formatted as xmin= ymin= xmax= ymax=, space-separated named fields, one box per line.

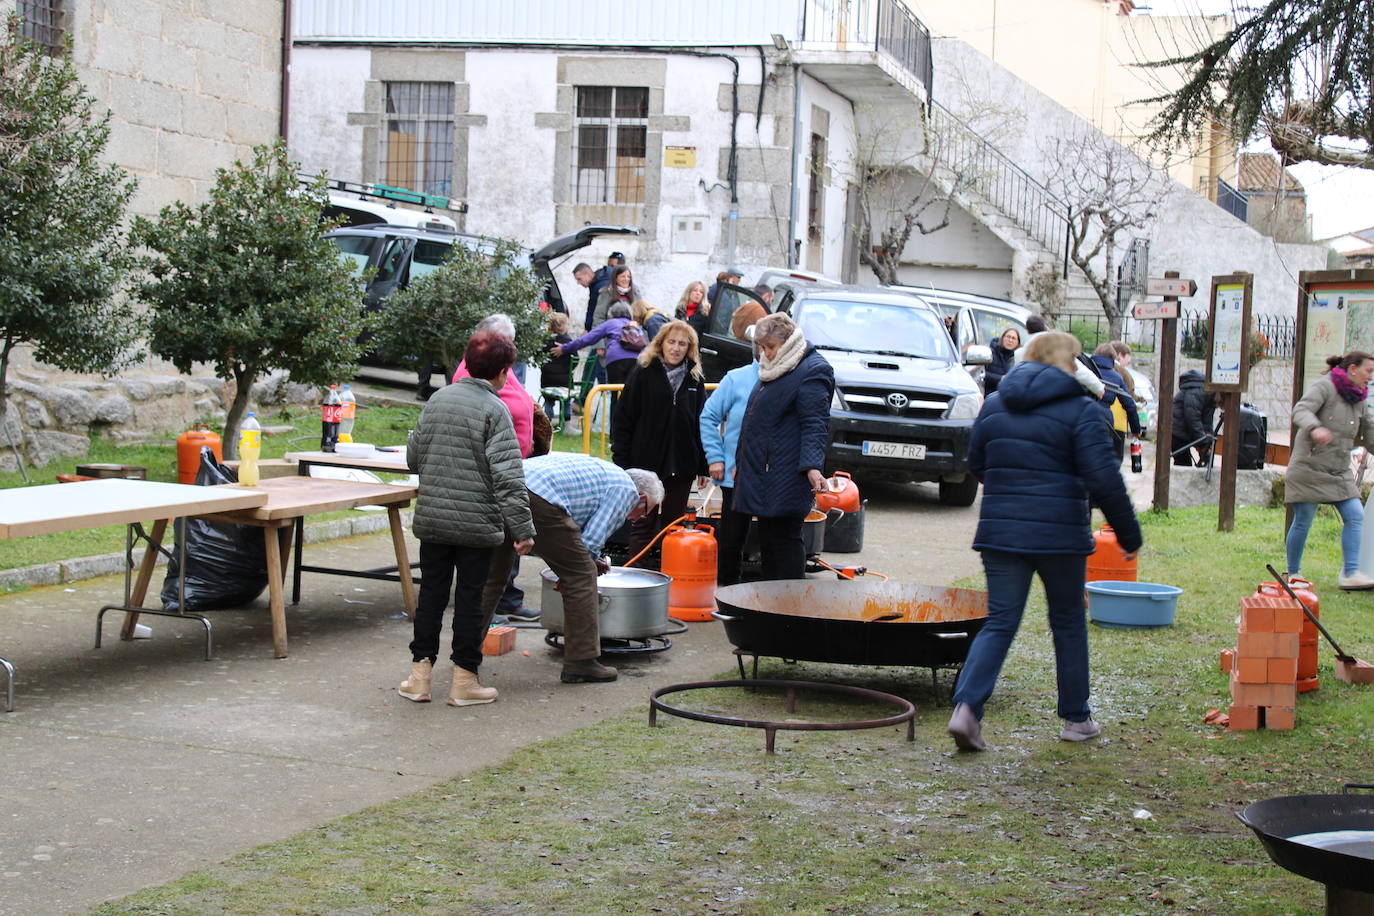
xmin=132 ymin=141 xmax=369 ymax=458
xmin=0 ymin=18 xmax=140 ymax=440
xmin=1146 ymin=0 xmax=1374 ymax=169
xmin=371 ymin=240 xmax=546 ymax=382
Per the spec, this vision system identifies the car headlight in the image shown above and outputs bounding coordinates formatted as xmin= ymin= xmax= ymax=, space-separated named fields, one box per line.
xmin=947 ymin=392 xmax=983 ymax=420
xmin=832 ymin=389 xmax=846 ymax=410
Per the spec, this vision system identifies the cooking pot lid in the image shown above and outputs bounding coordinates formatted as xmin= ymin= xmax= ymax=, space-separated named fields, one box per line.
xmin=541 ymin=566 xmax=670 ymax=588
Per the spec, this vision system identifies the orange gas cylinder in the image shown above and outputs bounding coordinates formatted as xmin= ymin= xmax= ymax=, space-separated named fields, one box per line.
xmin=814 ymin=471 xmax=861 ymax=514
xmin=1258 ymin=577 xmax=1320 ymax=690
xmin=176 ymin=426 xmax=222 ymax=485
xmin=661 ymin=511 xmax=718 ymax=622
xmin=1086 ymin=525 xmax=1137 ymax=584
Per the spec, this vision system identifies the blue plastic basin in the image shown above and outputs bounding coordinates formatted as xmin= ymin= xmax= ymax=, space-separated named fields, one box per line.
xmin=1086 ymin=580 xmax=1182 ymax=629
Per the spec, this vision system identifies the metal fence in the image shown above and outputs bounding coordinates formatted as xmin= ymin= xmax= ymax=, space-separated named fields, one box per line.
xmin=927 ymin=100 xmax=1071 ymax=277
xmin=801 ymin=0 xmax=933 ymax=96
xmin=1180 ymin=309 xmax=1296 ymax=361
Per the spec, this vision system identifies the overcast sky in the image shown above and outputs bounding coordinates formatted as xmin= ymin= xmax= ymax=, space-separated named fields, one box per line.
xmin=1135 ymin=0 xmax=1372 ymax=238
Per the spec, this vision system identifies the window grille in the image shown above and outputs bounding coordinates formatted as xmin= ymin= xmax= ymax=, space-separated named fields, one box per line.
xmin=19 ymin=0 xmax=63 ymax=56
xmin=382 ymin=82 xmax=455 ymax=198
xmin=573 ymin=86 xmax=648 ymax=206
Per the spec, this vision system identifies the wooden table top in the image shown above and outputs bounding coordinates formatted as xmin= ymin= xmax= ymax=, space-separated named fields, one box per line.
xmin=285 ymin=449 xmax=410 ymax=473
xmin=202 ymin=476 xmax=417 ymax=522
xmin=0 ymin=479 xmax=268 ymax=539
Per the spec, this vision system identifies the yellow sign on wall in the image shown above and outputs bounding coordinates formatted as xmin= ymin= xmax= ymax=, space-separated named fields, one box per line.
xmin=664 ymin=146 xmax=696 ymax=168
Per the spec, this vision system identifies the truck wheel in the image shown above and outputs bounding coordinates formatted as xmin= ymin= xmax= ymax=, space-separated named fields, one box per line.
xmin=938 ymin=475 xmax=979 ymax=507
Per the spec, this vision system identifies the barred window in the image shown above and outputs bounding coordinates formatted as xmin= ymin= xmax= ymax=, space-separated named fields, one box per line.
xmin=19 ymin=0 xmax=64 ymax=56
xmin=573 ymin=86 xmax=648 ymax=206
xmin=382 ymin=82 xmax=455 ymax=198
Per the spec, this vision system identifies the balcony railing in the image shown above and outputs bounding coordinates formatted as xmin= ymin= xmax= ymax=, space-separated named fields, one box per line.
xmin=800 ymin=0 xmax=933 ymax=96
xmin=1198 ymin=176 xmax=1249 ymax=222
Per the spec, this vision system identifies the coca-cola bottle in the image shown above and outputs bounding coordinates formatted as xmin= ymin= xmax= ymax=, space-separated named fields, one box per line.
xmin=321 ymin=384 xmax=342 ymax=452
xmin=1130 ymin=438 xmax=1143 ymax=474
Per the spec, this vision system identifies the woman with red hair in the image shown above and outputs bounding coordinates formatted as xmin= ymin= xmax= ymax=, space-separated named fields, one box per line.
xmin=402 ymin=331 xmax=535 ymax=707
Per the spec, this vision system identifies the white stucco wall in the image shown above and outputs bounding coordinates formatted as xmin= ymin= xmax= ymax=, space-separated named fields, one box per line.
xmin=795 ymin=72 xmax=856 ymax=281
xmin=287 ymin=44 xmax=873 ymax=328
xmin=288 ymin=46 xmax=368 ymax=182
xmin=932 ymin=38 xmax=1328 ymax=316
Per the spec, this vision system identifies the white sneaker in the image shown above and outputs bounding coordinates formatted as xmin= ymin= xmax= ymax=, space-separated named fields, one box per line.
xmin=1060 ymin=718 xmax=1102 ymax=742
xmin=1338 ymin=572 xmax=1374 ymax=591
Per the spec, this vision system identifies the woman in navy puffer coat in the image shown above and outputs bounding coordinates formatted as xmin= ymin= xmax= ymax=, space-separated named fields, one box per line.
xmin=732 ymin=313 xmax=835 ymax=579
xmin=947 ymin=331 xmax=1142 ymax=753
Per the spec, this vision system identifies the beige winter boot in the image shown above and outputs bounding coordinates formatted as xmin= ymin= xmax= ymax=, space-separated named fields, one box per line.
xmin=447 ymin=666 xmax=497 ymax=706
xmin=397 ymin=660 xmax=433 ymax=702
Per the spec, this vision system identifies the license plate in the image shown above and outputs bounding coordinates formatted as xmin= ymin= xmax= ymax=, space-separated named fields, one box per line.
xmin=862 ymin=440 xmax=926 ymax=460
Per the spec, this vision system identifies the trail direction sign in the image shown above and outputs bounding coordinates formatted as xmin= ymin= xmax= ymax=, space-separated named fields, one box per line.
xmin=1133 ymin=299 xmax=1179 ymax=320
xmin=1146 ymin=277 xmax=1198 ymax=297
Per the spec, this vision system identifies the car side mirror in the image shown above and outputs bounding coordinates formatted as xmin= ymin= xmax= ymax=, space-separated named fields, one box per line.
xmin=963 ymin=344 xmax=992 ymax=366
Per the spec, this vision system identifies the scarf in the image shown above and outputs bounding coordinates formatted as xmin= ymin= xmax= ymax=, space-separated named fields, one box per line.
xmin=664 ymin=360 xmax=688 ymax=394
xmin=1330 ymin=366 xmax=1368 ymax=403
xmin=758 ymin=326 xmax=807 ymax=382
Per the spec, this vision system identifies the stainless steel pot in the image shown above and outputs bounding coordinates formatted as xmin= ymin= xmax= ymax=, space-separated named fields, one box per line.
xmin=539 ymin=566 xmax=671 ymax=640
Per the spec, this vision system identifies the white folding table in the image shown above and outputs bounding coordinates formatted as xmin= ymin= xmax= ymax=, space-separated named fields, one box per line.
xmin=0 ymin=479 xmax=268 ymax=711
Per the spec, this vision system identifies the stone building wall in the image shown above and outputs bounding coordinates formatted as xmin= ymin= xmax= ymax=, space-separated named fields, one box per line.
xmin=0 ymin=0 xmax=286 ymax=467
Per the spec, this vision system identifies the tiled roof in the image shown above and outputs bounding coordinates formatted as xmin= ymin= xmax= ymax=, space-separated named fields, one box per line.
xmin=1239 ymin=153 xmax=1305 ymax=193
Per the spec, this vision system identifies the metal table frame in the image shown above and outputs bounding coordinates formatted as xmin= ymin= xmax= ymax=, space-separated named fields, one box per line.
xmin=284 ymin=450 xmax=419 ymax=604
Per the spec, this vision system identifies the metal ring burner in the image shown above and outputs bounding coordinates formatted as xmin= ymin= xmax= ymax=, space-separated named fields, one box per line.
xmin=648 ymin=678 xmax=916 ymax=754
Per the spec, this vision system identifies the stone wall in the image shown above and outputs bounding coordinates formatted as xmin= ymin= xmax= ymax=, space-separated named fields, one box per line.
xmin=0 ymin=367 xmax=323 ymax=474
xmin=66 ymin=0 xmax=285 ymax=219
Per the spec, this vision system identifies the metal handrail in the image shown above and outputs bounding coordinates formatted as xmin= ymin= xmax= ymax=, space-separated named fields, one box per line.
xmin=578 ymin=382 xmax=719 ymax=458
xmin=926 ymin=99 xmax=1073 ymax=277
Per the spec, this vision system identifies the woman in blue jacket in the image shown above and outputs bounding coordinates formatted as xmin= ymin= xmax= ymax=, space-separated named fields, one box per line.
xmin=731 ymin=313 xmax=835 ymax=580
xmin=701 ymin=357 xmax=761 ymax=586
xmin=948 ymin=331 xmax=1142 ymax=752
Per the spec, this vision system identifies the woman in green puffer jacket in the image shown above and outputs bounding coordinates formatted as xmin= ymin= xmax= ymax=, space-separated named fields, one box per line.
xmin=400 ymin=331 xmax=536 ymax=707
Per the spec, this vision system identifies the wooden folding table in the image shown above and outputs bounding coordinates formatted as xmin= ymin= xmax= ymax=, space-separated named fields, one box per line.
xmin=178 ymin=475 xmax=419 ymax=659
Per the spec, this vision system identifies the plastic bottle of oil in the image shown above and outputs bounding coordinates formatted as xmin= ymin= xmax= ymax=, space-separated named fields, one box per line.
xmin=238 ymin=412 xmax=261 ymax=486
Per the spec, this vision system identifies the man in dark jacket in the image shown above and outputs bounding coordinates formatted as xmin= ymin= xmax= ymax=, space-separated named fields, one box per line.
xmin=1170 ymin=369 xmax=1216 ymax=467
xmin=584 ymin=252 xmax=625 ymax=331
xmin=948 ymin=332 xmax=1141 ymax=753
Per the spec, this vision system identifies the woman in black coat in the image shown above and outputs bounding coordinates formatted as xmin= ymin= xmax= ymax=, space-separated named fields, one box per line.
xmin=983 ymin=327 xmax=1021 ymax=394
xmin=732 ymin=313 xmax=836 ymax=579
xmin=611 ymin=320 xmax=710 ymax=556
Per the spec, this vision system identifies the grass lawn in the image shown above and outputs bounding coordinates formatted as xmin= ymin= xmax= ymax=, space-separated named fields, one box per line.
xmin=90 ymin=505 xmax=1374 ymax=915
xmin=0 ymin=402 xmax=590 ymax=575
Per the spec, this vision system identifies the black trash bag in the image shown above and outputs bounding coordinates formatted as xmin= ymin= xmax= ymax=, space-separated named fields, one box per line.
xmin=161 ymin=446 xmax=269 ymax=612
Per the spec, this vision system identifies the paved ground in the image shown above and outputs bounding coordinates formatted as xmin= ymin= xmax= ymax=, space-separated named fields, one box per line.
xmin=0 ymin=476 xmax=985 ymax=915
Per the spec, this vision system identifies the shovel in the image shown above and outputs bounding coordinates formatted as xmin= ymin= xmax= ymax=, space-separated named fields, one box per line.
xmin=1264 ymin=564 xmax=1374 ymax=684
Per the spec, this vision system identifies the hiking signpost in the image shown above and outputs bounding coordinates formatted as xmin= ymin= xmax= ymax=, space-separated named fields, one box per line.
xmin=1204 ymin=272 xmax=1253 ymax=532
xmin=1132 ymin=270 xmax=1196 ymax=512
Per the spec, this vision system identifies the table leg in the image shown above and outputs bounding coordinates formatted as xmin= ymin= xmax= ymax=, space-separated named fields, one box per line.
xmin=120 ymin=518 xmax=169 ymax=640
xmin=387 ymin=506 xmax=417 ymax=619
xmin=264 ymin=525 xmax=289 ymax=658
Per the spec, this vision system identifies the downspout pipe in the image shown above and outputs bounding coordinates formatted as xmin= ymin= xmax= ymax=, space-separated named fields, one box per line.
xmin=786 ymin=62 xmax=802 ymax=269
xmin=279 ymin=0 xmax=293 ymax=142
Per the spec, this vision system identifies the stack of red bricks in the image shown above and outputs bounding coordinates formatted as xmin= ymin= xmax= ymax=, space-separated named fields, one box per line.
xmin=1220 ymin=594 xmax=1302 ymax=730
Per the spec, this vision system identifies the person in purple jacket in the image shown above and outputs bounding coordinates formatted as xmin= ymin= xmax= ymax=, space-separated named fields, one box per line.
xmin=551 ymin=302 xmax=641 ymax=384
xmin=948 ymin=331 xmax=1142 ymax=753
